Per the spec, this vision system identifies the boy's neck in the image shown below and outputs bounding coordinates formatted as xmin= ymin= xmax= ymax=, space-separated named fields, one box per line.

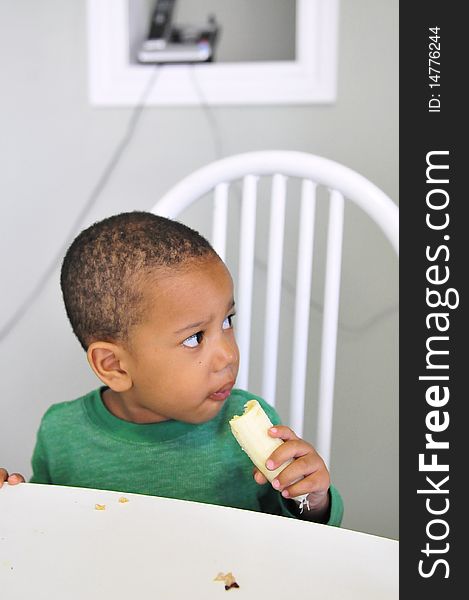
xmin=101 ymin=387 xmax=169 ymax=424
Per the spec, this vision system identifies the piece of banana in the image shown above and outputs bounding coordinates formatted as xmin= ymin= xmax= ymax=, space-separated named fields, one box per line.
xmin=229 ymin=399 xmax=310 ymax=511
xmin=230 ymin=399 xmax=291 ymax=481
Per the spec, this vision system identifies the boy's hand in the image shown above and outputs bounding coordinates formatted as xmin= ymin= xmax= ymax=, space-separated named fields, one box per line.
xmin=0 ymin=468 xmax=25 ymax=488
xmin=253 ymin=426 xmax=330 ymax=521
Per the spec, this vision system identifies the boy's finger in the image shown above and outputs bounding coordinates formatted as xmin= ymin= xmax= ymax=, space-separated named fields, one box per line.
xmin=266 ymin=439 xmax=308 ymax=471
xmin=271 ymin=458 xmax=310 ymax=490
xmin=7 ymin=473 xmax=25 ymax=485
xmin=253 ymin=468 xmax=268 ymax=485
xmin=282 ymin=480 xmax=330 ymax=507
xmin=267 ymin=425 xmax=298 ymax=441
xmin=0 ymin=468 xmax=9 ymax=487
xmin=278 ymin=454 xmax=329 ymax=495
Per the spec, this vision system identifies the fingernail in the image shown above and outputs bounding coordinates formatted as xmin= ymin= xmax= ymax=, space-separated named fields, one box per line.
xmin=266 ymin=460 xmax=274 ymax=470
xmin=272 ymin=479 xmax=280 ymax=489
xmin=270 ymin=427 xmax=277 ymax=434
xmin=282 ymin=490 xmax=290 ymax=498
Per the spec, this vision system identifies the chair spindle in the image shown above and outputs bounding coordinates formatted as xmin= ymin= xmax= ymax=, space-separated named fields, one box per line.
xmin=262 ymin=174 xmax=287 ymax=407
xmin=236 ymin=175 xmax=258 ymax=391
xmin=316 ymin=190 xmax=344 ymax=467
xmin=290 ymin=180 xmax=317 ymax=437
xmin=212 ymin=183 xmax=229 ymax=261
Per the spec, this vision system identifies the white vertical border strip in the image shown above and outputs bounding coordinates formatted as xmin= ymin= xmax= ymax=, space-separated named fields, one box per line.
xmin=289 ymin=180 xmax=317 ymax=437
xmin=262 ymin=174 xmax=287 ymax=407
xmin=87 ymin=0 xmax=339 ymax=106
xmin=316 ymin=190 xmax=344 ymax=468
xmin=236 ymin=175 xmax=258 ymax=391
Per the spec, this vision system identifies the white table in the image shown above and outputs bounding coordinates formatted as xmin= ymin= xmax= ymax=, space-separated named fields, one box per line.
xmin=0 ymin=483 xmax=398 ymax=599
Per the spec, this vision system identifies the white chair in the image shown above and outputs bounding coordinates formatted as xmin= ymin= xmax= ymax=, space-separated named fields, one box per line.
xmin=151 ymin=151 xmax=398 ymax=467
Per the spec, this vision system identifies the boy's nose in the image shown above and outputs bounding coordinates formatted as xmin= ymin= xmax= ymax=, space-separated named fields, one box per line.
xmin=213 ymin=336 xmax=238 ymax=372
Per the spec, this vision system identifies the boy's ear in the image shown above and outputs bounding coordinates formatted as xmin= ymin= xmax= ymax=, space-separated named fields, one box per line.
xmin=86 ymin=342 xmax=132 ymax=392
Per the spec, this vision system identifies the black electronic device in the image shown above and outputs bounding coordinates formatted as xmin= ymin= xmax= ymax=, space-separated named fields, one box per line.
xmin=146 ymin=0 xmax=175 ymax=48
xmin=138 ymin=0 xmax=220 ymax=64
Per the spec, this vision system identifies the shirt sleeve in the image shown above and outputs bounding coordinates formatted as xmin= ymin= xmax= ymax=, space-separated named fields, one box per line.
xmin=327 ymin=484 xmax=344 ymax=526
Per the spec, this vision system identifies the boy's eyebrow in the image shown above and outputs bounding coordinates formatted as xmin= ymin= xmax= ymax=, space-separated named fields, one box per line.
xmin=173 ymin=299 xmax=235 ymax=335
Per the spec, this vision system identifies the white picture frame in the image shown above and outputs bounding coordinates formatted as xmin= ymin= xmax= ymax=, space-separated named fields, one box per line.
xmin=86 ymin=0 xmax=339 ymax=106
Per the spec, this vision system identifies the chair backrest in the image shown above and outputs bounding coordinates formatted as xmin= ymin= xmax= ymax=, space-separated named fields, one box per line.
xmin=151 ymin=151 xmax=398 ymax=467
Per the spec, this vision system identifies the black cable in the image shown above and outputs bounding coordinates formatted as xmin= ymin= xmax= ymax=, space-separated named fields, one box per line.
xmin=0 ymin=67 xmax=160 ymax=343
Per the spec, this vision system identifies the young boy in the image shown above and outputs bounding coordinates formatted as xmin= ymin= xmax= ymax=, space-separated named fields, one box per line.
xmin=0 ymin=211 xmax=343 ymax=525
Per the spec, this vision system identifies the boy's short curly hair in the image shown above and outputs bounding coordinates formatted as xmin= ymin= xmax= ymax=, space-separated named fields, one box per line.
xmin=60 ymin=211 xmax=217 ymax=350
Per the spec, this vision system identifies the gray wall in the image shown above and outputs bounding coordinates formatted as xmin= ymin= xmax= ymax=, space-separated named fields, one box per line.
xmin=0 ymin=0 xmax=398 ymax=539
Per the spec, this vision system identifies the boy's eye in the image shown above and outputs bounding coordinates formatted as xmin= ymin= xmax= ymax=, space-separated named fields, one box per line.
xmin=222 ymin=314 xmax=235 ymax=330
xmin=182 ymin=331 xmax=204 ymax=348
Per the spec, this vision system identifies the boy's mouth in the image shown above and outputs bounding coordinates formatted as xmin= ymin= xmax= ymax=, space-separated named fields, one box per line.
xmin=208 ymin=382 xmax=234 ymax=401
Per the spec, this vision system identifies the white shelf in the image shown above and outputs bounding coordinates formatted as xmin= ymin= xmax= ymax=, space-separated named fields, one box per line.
xmin=86 ymin=0 xmax=339 ymax=106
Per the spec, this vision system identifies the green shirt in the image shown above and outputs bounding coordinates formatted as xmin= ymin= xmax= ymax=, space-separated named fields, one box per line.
xmin=31 ymin=387 xmax=343 ymax=525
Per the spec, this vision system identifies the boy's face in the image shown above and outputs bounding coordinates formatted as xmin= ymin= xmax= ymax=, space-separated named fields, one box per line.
xmin=108 ymin=257 xmax=240 ymax=424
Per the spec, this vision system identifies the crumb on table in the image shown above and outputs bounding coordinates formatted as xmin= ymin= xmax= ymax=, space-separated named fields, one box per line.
xmin=94 ymin=504 xmax=106 ymax=511
xmin=118 ymin=497 xmax=129 ymax=503
xmin=214 ymin=572 xmax=240 ymax=590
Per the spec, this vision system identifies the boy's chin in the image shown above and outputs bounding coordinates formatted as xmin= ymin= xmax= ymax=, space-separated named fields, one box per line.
xmin=184 ymin=400 xmax=226 ymax=424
